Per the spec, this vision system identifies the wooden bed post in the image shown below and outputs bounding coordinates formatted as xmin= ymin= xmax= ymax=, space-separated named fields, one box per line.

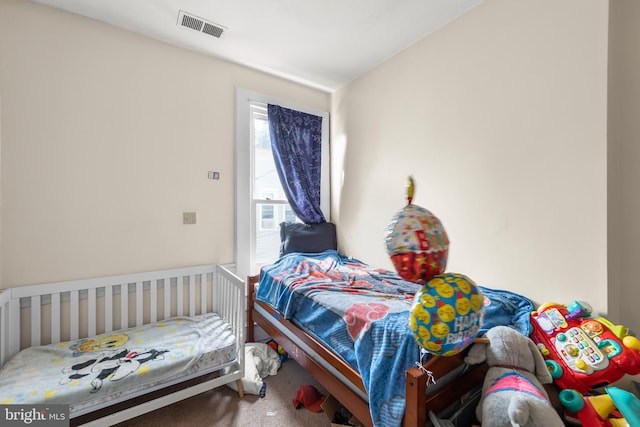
xmin=246 ymin=275 xmax=259 ymax=343
xmin=405 ymin=367 xmax=427 ymax=427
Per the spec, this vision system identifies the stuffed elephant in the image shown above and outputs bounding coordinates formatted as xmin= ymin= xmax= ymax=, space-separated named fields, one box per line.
xmin=464 ymin=325 xmax=565 ymax=427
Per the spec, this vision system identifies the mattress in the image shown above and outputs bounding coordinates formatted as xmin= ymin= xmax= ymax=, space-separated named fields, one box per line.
xmin=0 ymin=313 xmax=237 ymax=416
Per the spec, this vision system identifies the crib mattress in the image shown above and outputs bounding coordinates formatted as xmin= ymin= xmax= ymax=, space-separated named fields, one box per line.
xmin=0 ymin=313 xmax=237 ymax=415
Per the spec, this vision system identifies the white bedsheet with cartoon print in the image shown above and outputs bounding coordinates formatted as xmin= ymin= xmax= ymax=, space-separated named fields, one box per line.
xmin=0 ymin=314 xmax=237 ymax=415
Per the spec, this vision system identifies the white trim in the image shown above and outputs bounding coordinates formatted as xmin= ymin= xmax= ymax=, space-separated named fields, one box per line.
xmin=235 ymin=88 xmax=330 ymax=281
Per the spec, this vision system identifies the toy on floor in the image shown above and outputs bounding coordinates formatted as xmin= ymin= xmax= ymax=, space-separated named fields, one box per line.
xmin=559 ymin=386 xmax=640 ymax=427
xmin=529 ymin=301 xmax=640 ymax=392
xmin=266 ymin=339 xmax=289 ymax=363
xmin=464 ymin=325 xmax=565 ymax=427
xmin=292 ymin=384 xmax=325 ymax=412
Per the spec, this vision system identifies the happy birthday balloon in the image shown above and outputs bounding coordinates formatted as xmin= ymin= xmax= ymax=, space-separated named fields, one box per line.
xmin=408 ymin=273 xmax=485 ymax=356
xmin=385 ymin=177 xmax=449 ymax=283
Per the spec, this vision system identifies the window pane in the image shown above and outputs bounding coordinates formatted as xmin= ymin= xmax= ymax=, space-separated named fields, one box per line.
xmin=284 ymin=205 xmax=297 ymax=223
xmin=256 ymin=204 xmax=281 ymax=265
xmin=261 ymin=204 xmax=274 ymax=229
xmin=253 ymin=112 xmax=286 ymax=200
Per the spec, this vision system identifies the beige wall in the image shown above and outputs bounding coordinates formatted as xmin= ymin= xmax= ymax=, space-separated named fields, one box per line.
xmin=608 ymin=0 xmax=640 ymax=333
xmin=0 ymin=0 xmax=329 ymax=287
xmin=332 ymin=0 xmax=612 ymax=317
xmin=3 ymin=0 xmax=640 ymax=338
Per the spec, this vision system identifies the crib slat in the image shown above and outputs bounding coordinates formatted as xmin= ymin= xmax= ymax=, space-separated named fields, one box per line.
xmin=164 ymin=278 xmax=170 ymax=320
xmin=51 ymin=293 xmax=61 ymax=344
xmin=0 ymin=295 xmax=8 ymax=366
xmin=121 ymin=284 xmax=128 ymax=330
xmin=214 ymin=273 xmax=221 ymax=315
xmin=30 ymin=295 xmax=41 ymax=347
xmin=225 ymin=276 xmax=232 ymax=319
xmin=150 ymin=280 xmax=158 ymax=323
xmin=9 ymin=297 xmax=20 ymax=355
xmin=88 ymin=288 xmax=97 ymax=337
xmin=177 ymin=276 xmax=184 ymax=317
xmin=136 ymin=282 xmax=143 ymax=327
xmin=212 ymin=274 xmax=219 ymax=314
xmin=70 ymin=290 xmax=79 ymax=340
xmin=219 ymin=275 xmax=227 ymax=318
xmin=105 ymin=285 xmax=113 ymax=333
xmin=200 ymin=273 xmax=207 ymax=315
xmin=189 ymin=274 xmax=196 ymax=316
xmin=215 ymin=275 xmax=223 ymax=317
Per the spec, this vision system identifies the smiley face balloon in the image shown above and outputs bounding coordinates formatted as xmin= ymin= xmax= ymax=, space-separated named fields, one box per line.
xmin=385 ymin=177 xmax=449 ymax=283
xmin=408 ymin=273 xmax=485 ymax=356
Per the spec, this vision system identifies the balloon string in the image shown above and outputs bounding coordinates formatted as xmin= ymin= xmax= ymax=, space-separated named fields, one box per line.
xmin=416 ymin=348 xmax=437 ymax=387
xmin=414 ymin=362 xmax=436 ymax=388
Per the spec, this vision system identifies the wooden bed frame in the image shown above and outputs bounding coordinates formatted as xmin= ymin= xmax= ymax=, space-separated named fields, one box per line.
xmin=247 ymin=274 xmax=488 ymax=427
xmin=0 ymin=264 xmax=245 ymax=427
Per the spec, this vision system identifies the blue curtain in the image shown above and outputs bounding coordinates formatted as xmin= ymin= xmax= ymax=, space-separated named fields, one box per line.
xmin=267 ymin=104 xmax=325 ymax=223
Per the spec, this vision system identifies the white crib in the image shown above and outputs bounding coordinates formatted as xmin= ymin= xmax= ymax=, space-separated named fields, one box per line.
xmin=0 ymin=264 xmax=245 ymax=426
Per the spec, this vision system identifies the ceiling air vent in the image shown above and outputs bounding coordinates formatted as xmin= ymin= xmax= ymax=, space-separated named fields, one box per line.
xmin=177 ymin=10 xmax=225 ymax=38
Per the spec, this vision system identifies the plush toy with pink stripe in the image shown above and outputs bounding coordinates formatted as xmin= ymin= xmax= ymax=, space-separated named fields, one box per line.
xmin=464 ymin=325 xmax=565 ymax=427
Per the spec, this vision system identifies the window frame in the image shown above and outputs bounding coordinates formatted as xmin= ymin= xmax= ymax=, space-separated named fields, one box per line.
xmin=235 ymin=88 xmax=330 ymax=280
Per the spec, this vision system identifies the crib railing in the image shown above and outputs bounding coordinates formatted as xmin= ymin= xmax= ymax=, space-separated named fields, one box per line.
xmin=0 ymin=264 xmax=244 ymax=368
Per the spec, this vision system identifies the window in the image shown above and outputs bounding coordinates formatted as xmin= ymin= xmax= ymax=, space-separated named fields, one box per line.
xmin=259 ymin=203 xmax=274 ymax=230
xmin=235 ymin=88 xmax=330 ymax=279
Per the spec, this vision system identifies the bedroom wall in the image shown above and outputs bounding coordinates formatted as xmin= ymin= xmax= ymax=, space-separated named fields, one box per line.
xmin=331 ymin=0 xmax=612 ymax=316
xmin=0 ymin=0 xmax=329 ymax=288
xmin=0 ymin=93 xmax=3 ymax=288
xmin=5 ymin=0 xmax=637 ymax=336
xmin=608 ymin=0 xmax=640 ymax=334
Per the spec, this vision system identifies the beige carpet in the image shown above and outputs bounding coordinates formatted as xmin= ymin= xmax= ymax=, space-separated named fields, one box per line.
xmin=115 ymin=359 xmax=333 ymax=427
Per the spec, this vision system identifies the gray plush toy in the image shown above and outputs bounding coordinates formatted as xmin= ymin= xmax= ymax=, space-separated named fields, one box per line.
xmin=464 ymin=325 xmax=565 ymax=427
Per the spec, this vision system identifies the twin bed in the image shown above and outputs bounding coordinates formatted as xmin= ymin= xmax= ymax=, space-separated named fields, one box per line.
xmin=0 ymin=264 xmax=245 ymax=426
xmin=248 ymin=249 xmax=534 ymax=427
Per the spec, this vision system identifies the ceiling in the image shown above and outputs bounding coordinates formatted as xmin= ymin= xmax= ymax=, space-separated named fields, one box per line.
xmin=33 ymin=0 xmax=483 ymax=92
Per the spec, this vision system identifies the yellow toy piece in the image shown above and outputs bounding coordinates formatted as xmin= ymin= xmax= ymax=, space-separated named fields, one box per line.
xmin=623 ymin=335 xmax=640 ymax=352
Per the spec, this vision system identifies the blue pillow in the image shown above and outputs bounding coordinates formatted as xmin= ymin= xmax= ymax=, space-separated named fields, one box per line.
xmin=280 ymin=222 xmax=337 ymax=257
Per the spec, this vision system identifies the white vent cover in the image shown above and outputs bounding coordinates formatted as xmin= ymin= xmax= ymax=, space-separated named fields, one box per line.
xmin=177 ymin=10 xmax=225 ymax=38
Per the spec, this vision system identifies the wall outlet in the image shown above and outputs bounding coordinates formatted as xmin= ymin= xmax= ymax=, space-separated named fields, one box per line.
xmin=183 ymin=212 xmax=197 ymax=225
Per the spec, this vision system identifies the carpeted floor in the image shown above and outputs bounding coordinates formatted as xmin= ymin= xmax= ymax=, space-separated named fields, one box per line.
xmin=115 ymin=359 xmax=332 ymax=427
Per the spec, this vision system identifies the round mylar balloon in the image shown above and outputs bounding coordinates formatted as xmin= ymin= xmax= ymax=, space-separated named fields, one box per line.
xmin=385 ymin=178 xmax=449 ymax=283
xmin=408 ymin=273 xmax=485 ymax=356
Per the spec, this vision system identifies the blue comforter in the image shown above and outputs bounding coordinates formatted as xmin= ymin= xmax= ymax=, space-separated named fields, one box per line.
xmin=256 ymin=250 xmax=533 ymax=427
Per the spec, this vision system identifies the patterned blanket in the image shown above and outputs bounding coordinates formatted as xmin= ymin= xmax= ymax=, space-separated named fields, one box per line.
xmin=0 ymin=314 xmax=236 ymax=415
xmin=257 ymin=250 xmax=534 ymax=427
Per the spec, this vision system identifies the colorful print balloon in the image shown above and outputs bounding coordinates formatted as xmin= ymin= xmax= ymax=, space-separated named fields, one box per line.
xmin=409 ymin=273 xmax=485 ymax=356
xmin=385 ymin=177 xmax=449 ymax=283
